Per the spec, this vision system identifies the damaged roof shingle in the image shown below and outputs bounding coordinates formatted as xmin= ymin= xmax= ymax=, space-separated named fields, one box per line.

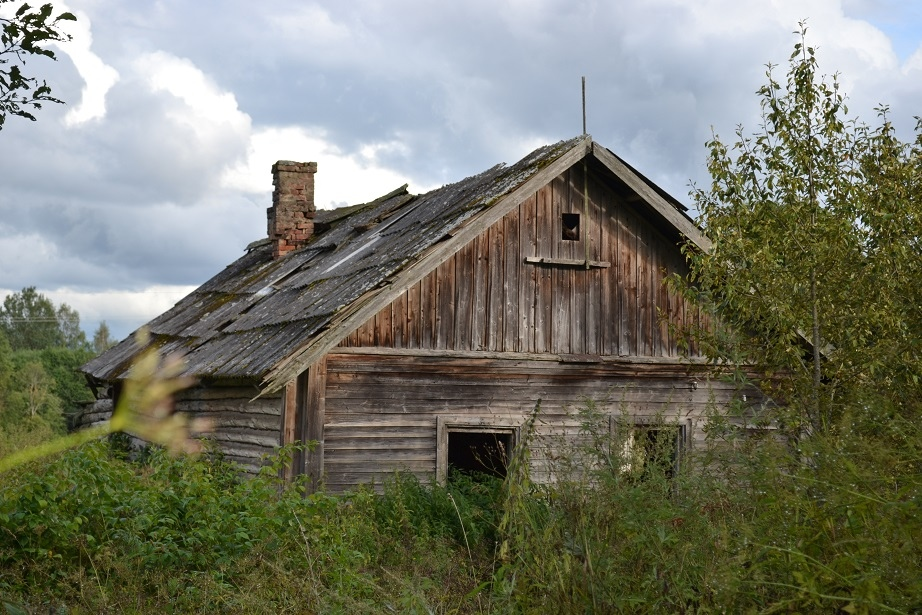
xmin=84 ymin=136 xmax=704 ymax=388
xmin=83 ymin=137 xmax=588 ymax=382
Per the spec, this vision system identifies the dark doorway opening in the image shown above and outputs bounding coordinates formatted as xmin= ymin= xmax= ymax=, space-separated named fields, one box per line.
xmin=447 ymin=431 xmax=513 ymax=478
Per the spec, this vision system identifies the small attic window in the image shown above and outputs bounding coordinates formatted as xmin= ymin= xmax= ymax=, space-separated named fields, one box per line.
xmin=562 ymin=213 xmax=580 ymax=241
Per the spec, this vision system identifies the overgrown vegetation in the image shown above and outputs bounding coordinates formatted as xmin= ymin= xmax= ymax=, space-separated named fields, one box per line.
xmin=1 ymin=407 xmax=919 ymax=613
xmin=0 ymin=442 xmax=502 ymax=612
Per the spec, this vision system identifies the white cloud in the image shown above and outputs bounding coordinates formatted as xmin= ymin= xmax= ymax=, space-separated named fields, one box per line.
xmin=135 ymin=51 xmax=250 ymax=138
xmin=221 ymin=126 xmax=432 ymax=208
xmin=904 ymin=45 xmax=922 ymax=74
xmin=54 ymin=8 xmax=120 ymax=126
xmin=266 ymin=4 xmax=352 ymax=46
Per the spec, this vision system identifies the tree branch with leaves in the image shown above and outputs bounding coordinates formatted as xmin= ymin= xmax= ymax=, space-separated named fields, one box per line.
xmin=679 ymin=25 xmax=922 ymax=436
xmin=0 ymin=0 xmax=75 ymax=129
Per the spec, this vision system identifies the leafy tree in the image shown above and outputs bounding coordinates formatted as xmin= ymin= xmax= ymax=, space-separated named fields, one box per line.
xmin=0 ymin=285 xmax=59 ymax=349
xmin=35 ymin=345 xmax=93 ymax=423
xmin=7 ymin=359 xmax=60 ymax=424
xmin=851 ymin=112 xmax=922 ymax=422
xmin=56 ymin=301 xmax=88 ymax=350
xmin=92 ymin=320 xmax=115 ymax=354
xmin=682 ymin=27 xmax=922 ymax=434
xmin=0 ymin=289 xmax=93 ymax=432
xmin=0 ymin=286 xmax=88 ymax=351
xmin=0 ymin=0 xmax=75 ymax=129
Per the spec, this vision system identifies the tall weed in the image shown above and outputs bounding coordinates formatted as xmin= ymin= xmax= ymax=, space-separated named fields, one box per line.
xmin=493 ymin=400 xmax=922 ymax=613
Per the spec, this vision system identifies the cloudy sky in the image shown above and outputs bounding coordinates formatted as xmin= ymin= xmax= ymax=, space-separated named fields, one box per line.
xmin=1 ymin=0 xmax=920 ymax=342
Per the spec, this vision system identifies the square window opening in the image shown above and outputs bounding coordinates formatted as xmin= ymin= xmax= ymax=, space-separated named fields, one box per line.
xmin=619 ymin=423 xmax=686 ymax=481
xmin=448 ymin=430 xmax=513 ymax=479
xmin=437 ymin=418 xmax=521 ymax=485
xmin=562 ymin=213 xmax=580 ymax=241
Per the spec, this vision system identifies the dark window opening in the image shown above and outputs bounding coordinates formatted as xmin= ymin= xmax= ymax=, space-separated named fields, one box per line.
xmin=562 ymin=213 xmax=580 ymax=241
xmin=448 ymin=431 xmax=512 ymax=479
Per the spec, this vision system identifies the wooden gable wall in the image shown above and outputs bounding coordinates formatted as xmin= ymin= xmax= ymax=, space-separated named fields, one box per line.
xmin=339 ymin=165 xmax=704 ymax=358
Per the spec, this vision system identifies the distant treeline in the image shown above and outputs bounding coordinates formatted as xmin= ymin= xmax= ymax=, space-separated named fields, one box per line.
xmin=0 ymin=287 xmax=115 ymax=456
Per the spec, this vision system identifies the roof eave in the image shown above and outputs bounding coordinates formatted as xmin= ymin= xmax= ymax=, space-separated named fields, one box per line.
xmin=590 ymin=143 xmax=712 ymax=253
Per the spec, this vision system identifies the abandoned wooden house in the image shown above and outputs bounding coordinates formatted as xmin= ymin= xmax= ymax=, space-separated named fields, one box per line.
xmin=80 ymin=135 xmax=757 ymax=491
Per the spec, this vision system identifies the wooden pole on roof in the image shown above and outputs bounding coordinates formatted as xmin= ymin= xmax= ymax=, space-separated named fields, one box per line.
xmin=582 ymin=76 xmax=590 ymax=268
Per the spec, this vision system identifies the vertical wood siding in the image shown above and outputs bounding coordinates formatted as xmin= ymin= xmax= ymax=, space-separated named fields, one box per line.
xmin=339 ymin=167 xmax=704 ymax=357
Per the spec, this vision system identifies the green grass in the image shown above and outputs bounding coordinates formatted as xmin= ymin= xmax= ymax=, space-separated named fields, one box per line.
xmin=1 ymin=408 xmax=920 ymax=613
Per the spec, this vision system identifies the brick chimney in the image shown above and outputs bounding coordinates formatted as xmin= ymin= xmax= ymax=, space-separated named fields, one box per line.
xmin=268 ymin=161 xmax=317 ymax=259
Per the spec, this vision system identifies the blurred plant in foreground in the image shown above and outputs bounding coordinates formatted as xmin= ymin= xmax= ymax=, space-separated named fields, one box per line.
xmin=0 ymin=328 xmax=204 ymax=473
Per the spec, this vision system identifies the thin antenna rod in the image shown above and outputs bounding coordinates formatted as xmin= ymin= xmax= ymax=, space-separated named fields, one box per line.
xmin=581 ymin=76 xmax=587 ymax=135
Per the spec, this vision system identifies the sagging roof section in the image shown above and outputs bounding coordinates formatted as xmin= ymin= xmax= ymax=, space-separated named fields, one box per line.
xmin=82 ymin=135 xmax=706 ymax=390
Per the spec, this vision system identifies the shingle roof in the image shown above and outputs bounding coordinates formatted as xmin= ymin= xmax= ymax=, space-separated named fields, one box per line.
xmin=82 ymin=137 xmax=589 ymax=384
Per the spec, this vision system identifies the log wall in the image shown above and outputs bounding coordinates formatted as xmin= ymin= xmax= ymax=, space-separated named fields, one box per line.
xmin=73 ymin=382 xmax=283 ymax=474
xmin=176 ymin=383 xmax=281 ymax=473
xmin=320 ymin=351 xmax=757 ymax=492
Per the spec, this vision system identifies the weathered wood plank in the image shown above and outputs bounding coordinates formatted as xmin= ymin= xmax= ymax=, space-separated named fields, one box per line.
xmin=503 ymin=207 xmax=521 ymax=352
xmin=201 ymin=411 xmax=283 ymax=431
xmin=486 ymin=221 xmax=504 ymax=351
xmin=406 ymin=281 xmax=420 ymax=348
xmin=326 ymin=417 xmax=436 ymax=429
xmin=326 ymin=438 xmax=433 ymax=450
xmin=520 ymin=195 xmax=538 ymax=353
xmin=324 ymin=448 xmax=435 ymax=461
xmin=281 ymin=380 xmax=296 ymax=450
xmin=621 ymin=209 xmax=638 ymax=355
xmin=552 ymin=173 xmax=571 ymax=354
xmin=177 ymin=385 xmax=265 ymax=402
xmin=638 ymin=220 xmax=652 ymax=356
xmin=455 ymin=241 xmax=474 ymax=352
xmin=535 ymin=184 xmax=553 ymax=353
xmin=653 ymin=234 xmax=667 ymax=356
xmin=599 ymin=184 xmax=614 ymax=356
xmin=586 ymin=175 xmax=603 ymax=355
xmin=325 ymin=460 xmax=434 ymax=473
xmin=392 ymin=288 xmax=407 ymax=349
xmin=180 ymin=398 xmax=282 ymax=415
xmin=524 ymin=257 xmax=610 ymax=268
xmin=435 ymin=258 xmax=456 ymax=349
xmin=568 ymin=168 xmax=587 ymax=355
xmin=378 ymin=300 xmax=393 ymax=347
xmin=324 ymin=472 xmax=431 ymax=490
xmin=303 ymin=358 xmax=327 ymax=492
xmin=209 ymin=430 xmax=280 ymax=446
xmin=327 ymin=347 xmax=713 ymax=371
xmin=471 ymin=231 xmax=487 ymax=351
xmin=420 ymin=266 xmax=436 ymax=349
